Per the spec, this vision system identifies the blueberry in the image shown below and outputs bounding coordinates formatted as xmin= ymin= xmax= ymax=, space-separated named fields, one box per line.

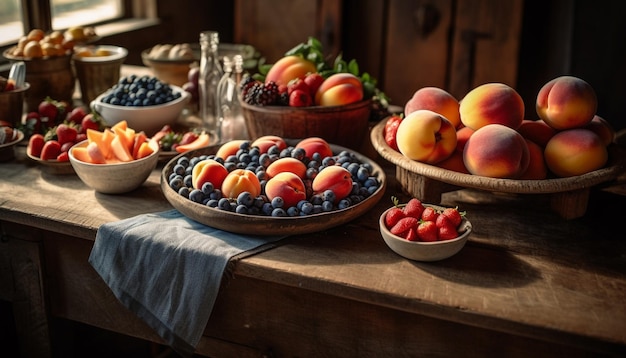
xmin=237 ymin=191 xmax=254 ymax=207
xmin=201 ymin=182 xmax=214 ymax=195
xmin=189 ymin=189 xmax=205 ymax=203
xmin=178 ymin=186 xmax=190 ymax=198
xmin=217 ymin=198 xmax=231 ymax=211
xmin=271 ymin=196 xmax=284 ymax=208
xmin=271 ymin=208 xmax=287 ymax=217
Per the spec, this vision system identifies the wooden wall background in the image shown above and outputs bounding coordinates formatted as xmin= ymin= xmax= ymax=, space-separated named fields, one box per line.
xmin=114 ymin=0 xmax=626 ymax=132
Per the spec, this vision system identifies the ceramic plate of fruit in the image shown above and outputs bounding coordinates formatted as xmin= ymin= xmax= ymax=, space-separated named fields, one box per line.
xmin=161 ymin=136 xmax=386 ymax=235
xmin=379 ymin=197 xmax=472 ymax=262
xmin=372 ymin=77 xmax=625 ymax=196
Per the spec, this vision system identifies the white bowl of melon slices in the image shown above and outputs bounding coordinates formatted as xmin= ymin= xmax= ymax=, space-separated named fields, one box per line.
xmin=68 ymin=120 xmax=160 ymax=194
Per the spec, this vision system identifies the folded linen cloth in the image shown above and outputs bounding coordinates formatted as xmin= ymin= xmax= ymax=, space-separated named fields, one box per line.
xmin=89 ymin=209 xmax=287 ymax=357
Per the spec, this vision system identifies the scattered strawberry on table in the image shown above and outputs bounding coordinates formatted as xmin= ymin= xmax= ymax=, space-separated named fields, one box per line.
xmin=384 ymin=196 xmax=466 ymax=242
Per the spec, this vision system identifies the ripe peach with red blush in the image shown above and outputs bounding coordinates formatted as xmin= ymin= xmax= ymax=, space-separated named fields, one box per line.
xmin=517 ymin=119 xmax=556 ymax=147
xmin=395 ymin=109 xmax=457 ymax=164
xmin=265 ymin=172 xmax=307 ymax=208
xmin=216 ymin=139 xmax=247 ymax=159
xmin=192 ymin=159 xmax=229 ymax=189
xmin=264 ymin=55 xmax=317 ymax=87
xmin=463 ymin=124 xmax=530 ymax=179
xmin=460 ymin=83 xmax=525 ymax=130
xmin=518 ymin=139 xmax=547 ymax=180
xmin=315 ymin=73 xmax=363 ymax=106
xmin=221 ymin=169 xmax=262 ymax=198
xmin=295 ymin=137 xmax=333 ymax=159
xmin=404 ymin=87 xmax=461 ymax=128
xmin=251 ymin=135 xmax=287 ymax=153
xmin=585 ymin=115 xmax=615 ymax=146
xmin=266 ymin=157 xmax=308 ymax=179
xmin=544 ymin=128 xmax=608 ymax=177
xmin=312 ymin=166 xmax=353 ymax=203
xmin=536 ymin=76 xmax=597 ymax=130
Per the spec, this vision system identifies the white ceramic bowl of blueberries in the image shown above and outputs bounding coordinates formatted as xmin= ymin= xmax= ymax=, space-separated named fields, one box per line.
xmin=91 ymin=75 xmax=190 ymax=136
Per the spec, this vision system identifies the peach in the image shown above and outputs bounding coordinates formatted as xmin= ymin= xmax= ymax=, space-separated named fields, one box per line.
xmin=435 ymin=151 xmax=469 ymax=174
xmin=191 ymin=159 xmax=229 ymax=189
xmin=266 ymin=157 xmax=307 ymax=179
xmin=312 ymin=165 xmax=353 ymax=203
xmin=295 ymin=137 xmax=333 ymax=159
xmin=585 ymin=115 xmax=615 ymax=146
xmin=221 ymin=169 xmax=262 ymax=199
xmin=215 ymin=139 xmax=247 ymax=159
xmin=404 ymin=87 xmax=461 ymax=128
xmin=519 ymin=139 xmax=547 ymax=180
xmin=455 ymin=126 xmax=474 ymax=153
xmin=314 ymin=73 xmax=363 ymax=106
xmin=544 ymin=128 xmax=608 ymax=177
xmin=516 ymin=119 xmax=556 ymax=148
xmin=460 ymin=83 xmax=525 ymax=130
xmin=265 ymin=172 xmax=307 ymax=208
xmin=536 ymin=76 xmax=597 ymax=130
xmin=265 ymin=55 xmax=317 ymax=87
xmin=395 ymin=109 xmax=457 ymax=164
xmin=251 ymin=135 xmax=287 ymax=153
xmin=463 ymin=124 xmax=530 ymax=179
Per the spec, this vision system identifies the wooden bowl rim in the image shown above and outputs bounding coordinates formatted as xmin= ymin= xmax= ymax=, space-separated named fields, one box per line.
xmin=370 ymin=118 xmax=626 ymax=194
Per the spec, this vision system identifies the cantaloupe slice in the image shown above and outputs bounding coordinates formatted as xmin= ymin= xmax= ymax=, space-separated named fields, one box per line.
xmin=112 ymin=126 xmax=135 ymax=153
xmin=135 ymin=141 xmax=155 ymax=159
xmin=110 ymin=135 xmax=133 ymax=162
xmin=71 ymin=147 xmax=94 ymax=163
xmin=132 ymin=131 xmax=148 ymax=159
xmin=87 ymin=128 xmax=115 ymax=159
xmin=111 ymin=120 xmax=128 ymax=132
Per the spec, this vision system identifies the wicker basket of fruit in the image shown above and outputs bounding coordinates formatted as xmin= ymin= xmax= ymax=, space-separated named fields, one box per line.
xmin=239 ymin=37 xmax=387 ymax=151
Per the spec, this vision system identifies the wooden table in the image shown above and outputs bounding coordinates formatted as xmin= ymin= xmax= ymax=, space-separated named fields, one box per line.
xmin=2 ymin=142 xmax=625 ymax=357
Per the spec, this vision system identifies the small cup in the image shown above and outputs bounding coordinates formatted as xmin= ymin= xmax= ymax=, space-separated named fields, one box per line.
xmin=0 ymin=82 xmax=30 ymax=127
xmin=73 ymin=45 xmax=128 ymax=104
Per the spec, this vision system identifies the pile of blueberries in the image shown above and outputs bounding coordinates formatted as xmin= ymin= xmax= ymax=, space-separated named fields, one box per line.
xmin=99 ymin=75 xmax=182 ymax=107
xmin=166 ymin=141 xmax=382 ymax=217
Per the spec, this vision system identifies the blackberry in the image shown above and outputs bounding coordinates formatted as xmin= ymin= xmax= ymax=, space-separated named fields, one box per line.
xmin=243 ymin=82 xmax=264 ymax=105
xmin=257 ymin=81 xmax=279 ymax=106
xmin=278 ymin=91 xmax=290 ymax=106
xmin=239 ymin=75 xmax=257 ymax=97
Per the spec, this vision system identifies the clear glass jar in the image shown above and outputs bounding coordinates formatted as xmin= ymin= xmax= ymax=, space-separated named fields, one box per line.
xmin=198 ymin=31 xmax=223 ymax=136
xmin=217 ymin=54 xmax=248 ymax=142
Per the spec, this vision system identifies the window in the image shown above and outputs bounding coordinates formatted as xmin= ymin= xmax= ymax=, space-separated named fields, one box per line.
xmin=0 ymin=0 xmax=124 ymax=46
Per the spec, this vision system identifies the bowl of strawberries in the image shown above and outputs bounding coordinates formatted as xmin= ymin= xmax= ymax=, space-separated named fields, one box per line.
xmin=379 ymin=197 xmax=472 ymax=262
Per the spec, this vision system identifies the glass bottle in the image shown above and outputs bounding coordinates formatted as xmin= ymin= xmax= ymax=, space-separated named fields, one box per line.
xmin=198 ymin=31 xmax=223 ymax=136
xmin=217 ymin=54 xmax=248 ymax=142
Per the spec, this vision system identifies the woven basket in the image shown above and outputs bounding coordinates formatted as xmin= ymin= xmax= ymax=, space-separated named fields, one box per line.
xmin=241 ymin=99 xmax=371 ymax=150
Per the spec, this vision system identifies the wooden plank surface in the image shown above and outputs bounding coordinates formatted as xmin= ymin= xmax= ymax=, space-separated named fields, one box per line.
xmin=1 ymin=144 xmax=626 ymax=355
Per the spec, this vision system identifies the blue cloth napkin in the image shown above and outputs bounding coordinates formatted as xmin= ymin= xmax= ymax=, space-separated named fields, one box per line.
xmin=88 ymin=209 xmax=286 ymax=357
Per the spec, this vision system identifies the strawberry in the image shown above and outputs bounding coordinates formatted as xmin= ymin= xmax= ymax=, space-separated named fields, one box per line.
xmin=421 ymin=206 xmax=439 ymax=222
xmin=441 ymin=207 xmax=463 ymax=227
xmin=80 ymin=113 xmax=101 ymax=133
xmin=417 ymin=220 xmax=438 ymax=242
xmin=40 ymin=140 xmax=62 ymax=160
xmin=437 ymin=223 xmax=459 ymax=241
xmin=60 ymin=141 xmax=74 ymax=153
xmin=303 ymin=73 xmax=324 ymax=97
xmin=56 ymin=123 xmax=78 ymax=145
xmin=405 ymin=227 xmax=419 ymax=242
xmin=287 ymin=78 xmax=310 ymax=96
xmin=66 ymin=106 xmax=87 ymax=125
xmin=435 ymin=213 xmax=453 ymax=228
xmin=385 ymin=207 xmax=406 ymax=228
xmin=28 ymin=134 xmax=45 ymax=158
xmin=289 ymin=89 xmax=312 ymax=107
xmin=384 ymin=115 xmax=402 ymax=151
xmin=403 ymin=198 xmax=425 ymax=218
xmin=390 ymin=217 xmax=418 ymax=237
xmin=38 ymin=98 xmax=59 ymax=121
xmin=179 ymin=131 xmax=199 ymax=146
xmin=56 ymin=151 xmax=69 ymax=162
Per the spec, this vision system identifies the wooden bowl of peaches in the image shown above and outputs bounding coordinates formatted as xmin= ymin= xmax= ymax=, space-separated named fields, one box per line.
xmin=371 ymin=76 xmax=626 ymax=219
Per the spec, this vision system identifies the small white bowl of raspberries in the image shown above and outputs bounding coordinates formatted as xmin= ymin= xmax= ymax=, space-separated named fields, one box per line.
xmin=379 ymin=197 xmax=472 ymax=262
